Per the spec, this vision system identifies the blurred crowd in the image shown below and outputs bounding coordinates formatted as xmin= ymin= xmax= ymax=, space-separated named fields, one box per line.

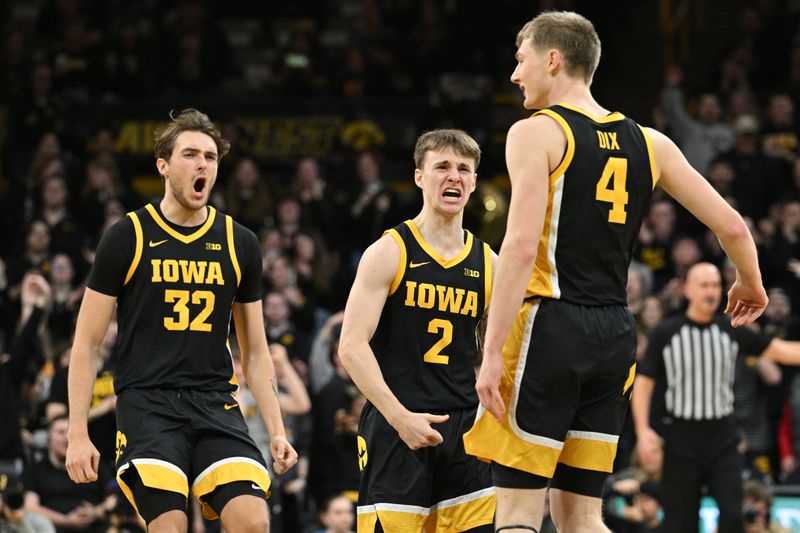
xmin=1 ymin=0 xmax=800 ymax=532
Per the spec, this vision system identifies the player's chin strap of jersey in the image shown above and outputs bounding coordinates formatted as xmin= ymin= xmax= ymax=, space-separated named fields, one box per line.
xmin=496 ymin=527 xmax=538 ymax=532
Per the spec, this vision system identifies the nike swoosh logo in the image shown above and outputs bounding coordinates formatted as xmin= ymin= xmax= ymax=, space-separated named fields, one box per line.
xmin=224 ymin=403 xmax=239 ymax=410
xmin=149 ymin=239 xmax=168 ymax=247
xmin=409 ymin=261 xmax=430 ymax=268
xmin=251 ymin=483 xmax=261 ymax=490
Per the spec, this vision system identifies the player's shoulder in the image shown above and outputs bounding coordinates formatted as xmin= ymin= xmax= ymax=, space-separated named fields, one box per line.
xmin=509 ymin=113 xmax=566 ymax=141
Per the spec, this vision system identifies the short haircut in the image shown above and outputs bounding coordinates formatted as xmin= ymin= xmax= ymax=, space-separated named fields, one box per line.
xmin=413 ymin=129 xmax=481 ymax=170
xmin=153 ymin=108 xmax=230 ymax=162
xmin=516 ymin=11 xmax=601 ymax=83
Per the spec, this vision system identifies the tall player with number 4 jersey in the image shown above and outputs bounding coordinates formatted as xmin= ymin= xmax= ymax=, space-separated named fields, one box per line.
xmin=340 ymin=129 xmax=497 ymax=532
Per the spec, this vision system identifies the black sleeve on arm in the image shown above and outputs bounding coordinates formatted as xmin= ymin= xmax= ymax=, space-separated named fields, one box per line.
xmin=87 ymin=216 xmax=136 ymax=297
xmin=732 ymin=324 xmax=773 ymax=356
xmin=234 ymin=224 xmax=263 ymax=303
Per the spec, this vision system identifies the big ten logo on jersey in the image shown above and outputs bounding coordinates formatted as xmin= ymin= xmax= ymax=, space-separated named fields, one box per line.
xmin=115 ymin=431 xmax=127 ymax=462
xmin=464 ymin=267 xmax=480 ymax=278
xmin=205 ymin=242 xmax=221 ymax=251
xmin=403 ymin=281 xmax=479 ymax=317
xmin=596 ymin=131 xmax=620 ymax=150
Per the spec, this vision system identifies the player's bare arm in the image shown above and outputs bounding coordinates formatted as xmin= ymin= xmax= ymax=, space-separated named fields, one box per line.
xmin=475 ymin=116 xmax=558 ymax=420
xmin=233 ymin=300 xmax=298 ymax=474
xmin=648 ymin=127 xmax=768 ymax=326
xmin=760 ymin=339 xmax=800 ymax=366
xmin=269 ymin=343 xmax=311 ymax=415
xmin=339 ymin=234 xmax=449 ymax=450
xmin=66 ymin=288 xmax=117 ymax=483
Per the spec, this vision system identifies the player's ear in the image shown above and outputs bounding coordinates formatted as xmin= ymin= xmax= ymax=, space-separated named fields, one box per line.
xmin=156 ymin=158 xmax=169 ymax=178
xmin=414 ymin=168 xmax=424 ymax=189
xmin=471 ymin=174 xmax=477 ymax=192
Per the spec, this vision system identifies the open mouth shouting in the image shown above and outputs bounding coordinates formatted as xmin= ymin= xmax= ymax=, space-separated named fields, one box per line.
xmin=192 ymin=176 xmax=208 ymax=198
xmin=442 ymin=187 xmax=462 ymax=200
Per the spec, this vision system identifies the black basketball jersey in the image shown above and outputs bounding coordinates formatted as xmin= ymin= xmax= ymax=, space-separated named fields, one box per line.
xmin=87 ymin=203 xmax=263 ymax=393
xmin=369 ymin=220 xmax=492 ymax=411
xmin=526 ymin=104 xmax=656 ymax=306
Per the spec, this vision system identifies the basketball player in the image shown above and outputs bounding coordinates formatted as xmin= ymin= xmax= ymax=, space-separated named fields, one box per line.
xmin=66 ymin=109 xmax=297 ymax=533
xmin=463 ymin=11 xmax=767 ymax=533
xmin=339 ymin=129 xmax=496 ymax=532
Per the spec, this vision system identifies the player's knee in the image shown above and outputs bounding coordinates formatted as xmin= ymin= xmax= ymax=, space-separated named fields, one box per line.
xmin=227 ymin=509 xmax=269 ymax=533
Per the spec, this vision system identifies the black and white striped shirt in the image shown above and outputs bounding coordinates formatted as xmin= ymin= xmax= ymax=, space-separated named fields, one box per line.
xmin=639 ymin=315 xmax=772 ymax=421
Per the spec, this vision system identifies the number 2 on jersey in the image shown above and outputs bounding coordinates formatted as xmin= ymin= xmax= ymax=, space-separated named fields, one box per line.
xmin=164 ymin=289 xmax=215 ymax=331
xmin=423 ymin=318 xmax=452 ymax=365
xmin=595 ymin=157 xmax=628 ymax=224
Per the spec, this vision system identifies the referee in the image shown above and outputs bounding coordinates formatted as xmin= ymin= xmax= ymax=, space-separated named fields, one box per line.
xmin=632 ymin=262 xmax=800 ymax=533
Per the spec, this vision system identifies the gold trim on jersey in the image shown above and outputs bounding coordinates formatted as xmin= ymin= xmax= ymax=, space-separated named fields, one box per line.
xmin=225 ymin=215 xmax=241 ymax=287
xmin=559 ymin=431 xmax=619 ymax=473
xmin=464 ymin=301 xmax=564 ymax=478
xmin=117 ymin=459 xmax=189 ymax=514
xmin=526 ymin=109 xmax=575 ymax=299
xmin=483 ymin=242 xmax=492 ymax=311
xmin=192 ymin=457 xmax=272 ymax=520
xmin=357 ymin=504 xmax=428 ymax=533
xmin=556 ymin=102 xmax=625 ymax=123
xmin=426 ymin=488 xmax=496 ymax=532
xmin=405 ymin=220 xmax=474 ymax=269
xmin=384 ymin=229 xmax=406 ymax=296
xmin=637 ymin=125 xmax=659 ymax=189
xmin=144 ymin=204 xmax=217 ymax=244
xmin=124 ymin=212 xmax=143 ymax=286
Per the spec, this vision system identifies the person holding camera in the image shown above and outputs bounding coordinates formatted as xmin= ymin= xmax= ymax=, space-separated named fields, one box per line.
xmin=742 ymin=480 xmax=790 ymax=533
xmin=0 ymin=474 xmax=54 ymax=533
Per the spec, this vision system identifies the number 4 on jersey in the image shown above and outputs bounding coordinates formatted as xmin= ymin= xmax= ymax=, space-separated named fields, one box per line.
xmin=595 ymin=157 xmax=628 ymax=224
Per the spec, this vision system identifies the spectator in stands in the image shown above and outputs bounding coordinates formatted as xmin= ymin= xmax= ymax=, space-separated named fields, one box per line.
xmin=77 ymin=160 xmax=124 ymax=240
xmin=309 ymin=495 xmax=355 ymax=533
xmin=46 ymin=254 xmax=81 ymax=347
xmin=23 ymin=415 xmax=116 ymax=533
xmin=292 ymin=232 xmax=332 ymax=309
xmin=637 ymin=200 xmax=677 ymax=291
xmin=0 ymin=274 xmax=51 ymax=477
xmin=762 ymin=93 xmax=799 ymax=164
xmin=7 ymin=221 xmax=53 ymax=298
xmin=266 ymin=255 xmax=315 ymax=334
xmin=225 ymin=158 xmax=273 ymax=233
xmin=741 ymin=480 xmax=791 ymax=533
xmin=263 ymin=290 xmax=310 ymax=372
xmin=661 ymin=66 xmax=734 ymax=175
xmin=716 ymin=115 xmax=786 ymax=222
xmin=346 ymin=151 xmax=393 ymax=270
xmin=38 ymin=175 xmax=84 ymax=271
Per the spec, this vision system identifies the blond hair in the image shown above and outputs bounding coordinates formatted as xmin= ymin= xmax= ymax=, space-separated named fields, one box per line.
xmin=153 ymin=108 xmax=230 ymax=161
xmin=413 ymin=129 xmax=481 ymax=170
xmin=517 ymin=11 xmax=601 ymax=83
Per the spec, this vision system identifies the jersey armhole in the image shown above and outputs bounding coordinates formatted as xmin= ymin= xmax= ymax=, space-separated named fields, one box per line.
xmin=483 ymin=242 xmax=492 ymax=311
xmin=225 ymin=215 xmax=241 ymax=287
xmin=637 ymin=124 xmax=659 ymax=190
xmin=384 ymin=229 xmax=406 ymax=296
xmin=532 ymin=109 xmax=576 ymax=180
xmin=123 ymin=212 xmax=143 ymax=286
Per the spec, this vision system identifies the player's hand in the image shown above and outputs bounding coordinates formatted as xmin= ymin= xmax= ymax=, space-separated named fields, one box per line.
xmin=725 ymin=279 xmax=768 ymax=328
xmin=66 ymin=432 xmax=100 ymax=483
xmin=476 ymin=351 xmax=506 ymax=421
xmin=395 ymin=412 xmax=449 ymax=450
xmin=635 ymin=426 xmax=661 ymax=469
xmin=270 ymin=435 xmax=298 ymax=475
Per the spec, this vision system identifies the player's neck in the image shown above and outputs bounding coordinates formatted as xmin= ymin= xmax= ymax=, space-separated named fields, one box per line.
xmin=412 ymin=211 xmax=465 ymax=257
xmin=548 ymin=82 xmax=607 ymax=116
xmin=159 ymin=197 xmax=209 ymax=227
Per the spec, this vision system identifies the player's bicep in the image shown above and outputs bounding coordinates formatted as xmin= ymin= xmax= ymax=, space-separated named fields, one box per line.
xmin=341 ymin=236 xmax=399 ymax=346
xmin=504 ymin=119 xmax=553 ymax=244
